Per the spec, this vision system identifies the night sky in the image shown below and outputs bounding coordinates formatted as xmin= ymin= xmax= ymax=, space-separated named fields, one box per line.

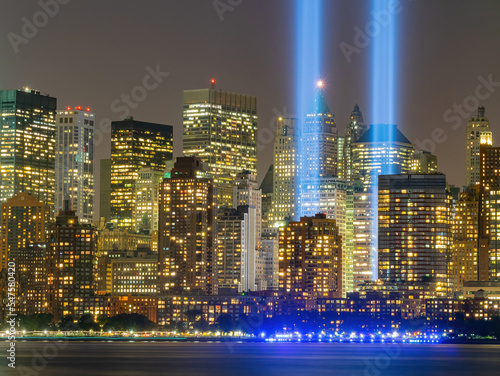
xmin=1 ymin=0 xmax=500 ymax=211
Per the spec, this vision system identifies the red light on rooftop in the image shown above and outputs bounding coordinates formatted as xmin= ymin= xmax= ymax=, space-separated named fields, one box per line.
xmin=86 ymin=107 xmax=91 ymax=112
xmin=66 ymin=106 xmax=71 ymax=111
xmin=211 ymin=79 xmax=216 ymax=85
xmin=75 ymin=106 xmax=83 ymax=110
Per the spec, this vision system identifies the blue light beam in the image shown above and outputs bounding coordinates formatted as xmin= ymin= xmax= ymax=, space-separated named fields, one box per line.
xmin=295 ymin=0 xmax=323 ymax=219
xmin=370 ymin=0 xmax=399 ymax=280
xmin=371 ymin=0 xmax=398 ymax=127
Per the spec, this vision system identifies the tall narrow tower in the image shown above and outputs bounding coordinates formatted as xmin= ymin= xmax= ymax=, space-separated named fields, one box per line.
xmin=297 ymin=83 xmax=338 ymax=217
xmin=466 ymin=106 xmax=491 ymax=187
xmin=300 ymin=83 xmax=337 ymax=180
xmin=55 ymin=107 xmax=95 ymax=223
xmin=271 ymin=117 xmax=297 ymax=227
xmin=343 ymin=103 xmax=367 ymax=181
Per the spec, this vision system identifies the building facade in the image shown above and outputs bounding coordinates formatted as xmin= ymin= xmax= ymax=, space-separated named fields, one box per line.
xmin=0 ymin=89 xmax=57 ymax=208
xmin=466 ymin=106 xmax=491 ymax=187
xmin=342 ymin=103 xmax=367 ymax=181
xmin=216 ymin=206 xmax=257 ymax=293
xmin=99 ymin=159 xmax=111 ymax=222
xmin=183 ymin=85 xmax=257 ymax=206
xmin=352 ymin=124 xmax=414 ymax=191
xmin=279 ymin=214 xmax=342 ymax=299
xmin=271 ymin=117 xmax=297 ymax=227
xmin=158 ymin=157 xmax=217 ymax=295
xmin=111 ymin=256 xmax=157 ymax=296
xmin=479 ymin=143 xmax=500 ymax=281
xmin=378 ymin=174 xmax=453 ymax=297
xmin=134 ymin=167 xmax=164 ymax=233
xmin=297 ymin=87 xmax=338 ymax=218
xmin=260 ymin=164 xmax=273 ymax=230
xmin=299 ymin=177 xmax=354 ymax=295
xmin=411 ymin=150 xmax=438 ymax=174
xmin=55 ymin=107 xmax=95 ymax=223
xmin=451 ymin=189 xmax=479 ymax=292
xmin=17 ymin=242 xmax=47 ymax=314
xmin=0 ymin=192 xmax=48 ymax=270
xmin=110 ymin=118 xmax=173 ymax=229
xmin=353 ymin=191 xmax=377 ymax=289
xmin=46 ymin=208 xmax=99 ymax=321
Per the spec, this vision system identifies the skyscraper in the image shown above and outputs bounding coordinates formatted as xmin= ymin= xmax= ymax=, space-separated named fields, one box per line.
xmin=411 ymin=150 xmax=438 ymax=174
xmin=183 ymin=83 xmax=257 ymax=206
xmin=110 ymin=249 xmax=157 ymax=296
xmin=46 ymin=206 xmax=100 ymax=321
xmin=353 ymin=192 xmax=377 ymax=288
xmin=300 ymin=177 xmax=354 ymax=295
xmin=466 ymin=106 xmax=491 ymax=187
xmin=0 ymin=89 xmax=57 ymax=207
xmin=110 ymin=118 xmax=173 ymax=229
xmin=297 ymin=86 xmax=338 ymax=217
xmin=479 ymin=143 xmax=500 ymax=281
xmin=18 ymin=243 xmax=47 ymax=315
xmin=134 ymin=167 xmax=164 ymax=233
xmin=258 ymin=229 xmax=279 ymax=291
xmin=158 ymin=157 xmax=217 ymax=295
xmin=260 ymin=164 xmax=273 ymax=230
xmin=279 ymin=213 xmax=342 ymax=299
xmin=99 ymin=159 xmax=111 ymax=222
xmin=216 ymin=206 xmax=256 ymax=293
xmin=0 ymin=192 xmax=48 ymax=270
xmin=300 ymin=86 xmax=338 ymax=179
xmin=351 ymin=123 xmax=414 ymax=285
xmin=352 ymin=124 xmax=414 ymax=191
xmin=55 ymin=107 xmax=95 ymax=223
xmin=271 ymin=117 xmax=297 ymax=227
xmin=342 ymin=103 xmax=367 ymax=181
xmin=451 ymin=188 xmax=479 ymax=292
xmin=337 ymin=136 xmax=345 ymax=179
xmin=233 ymin=170 xmax=261 ymax=245
xmin=378 ymin=174 xmax=453 ymax=297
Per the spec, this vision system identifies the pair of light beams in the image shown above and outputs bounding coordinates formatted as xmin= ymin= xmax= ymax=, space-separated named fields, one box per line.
xmin=295 ymin=0 xmax=398 ymax=280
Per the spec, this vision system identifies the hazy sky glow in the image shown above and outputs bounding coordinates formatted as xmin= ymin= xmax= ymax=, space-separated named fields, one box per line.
xmin=1 ymin=0 xmax=500 ymax=198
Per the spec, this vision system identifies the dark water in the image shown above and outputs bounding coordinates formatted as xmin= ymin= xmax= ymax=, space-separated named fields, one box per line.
xmin=2 ymin=341 xmax=500 ymax=376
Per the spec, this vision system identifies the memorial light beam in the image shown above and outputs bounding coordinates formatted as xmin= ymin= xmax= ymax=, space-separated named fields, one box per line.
xmin=370 ymin=0 xmax=399 ymax=280
xmin=295 ymin=0 xmax=323 ymax=219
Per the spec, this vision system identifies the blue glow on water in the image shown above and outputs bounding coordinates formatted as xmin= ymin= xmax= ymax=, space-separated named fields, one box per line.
xmin=295 ymin=0 xmax=323 ymax=219
xmin=370 ymin=0 xmax=399 ymax=280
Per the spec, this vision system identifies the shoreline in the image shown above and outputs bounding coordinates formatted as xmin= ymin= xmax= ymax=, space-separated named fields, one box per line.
xmin=3 ymin=337 xmax=500 ymax=345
